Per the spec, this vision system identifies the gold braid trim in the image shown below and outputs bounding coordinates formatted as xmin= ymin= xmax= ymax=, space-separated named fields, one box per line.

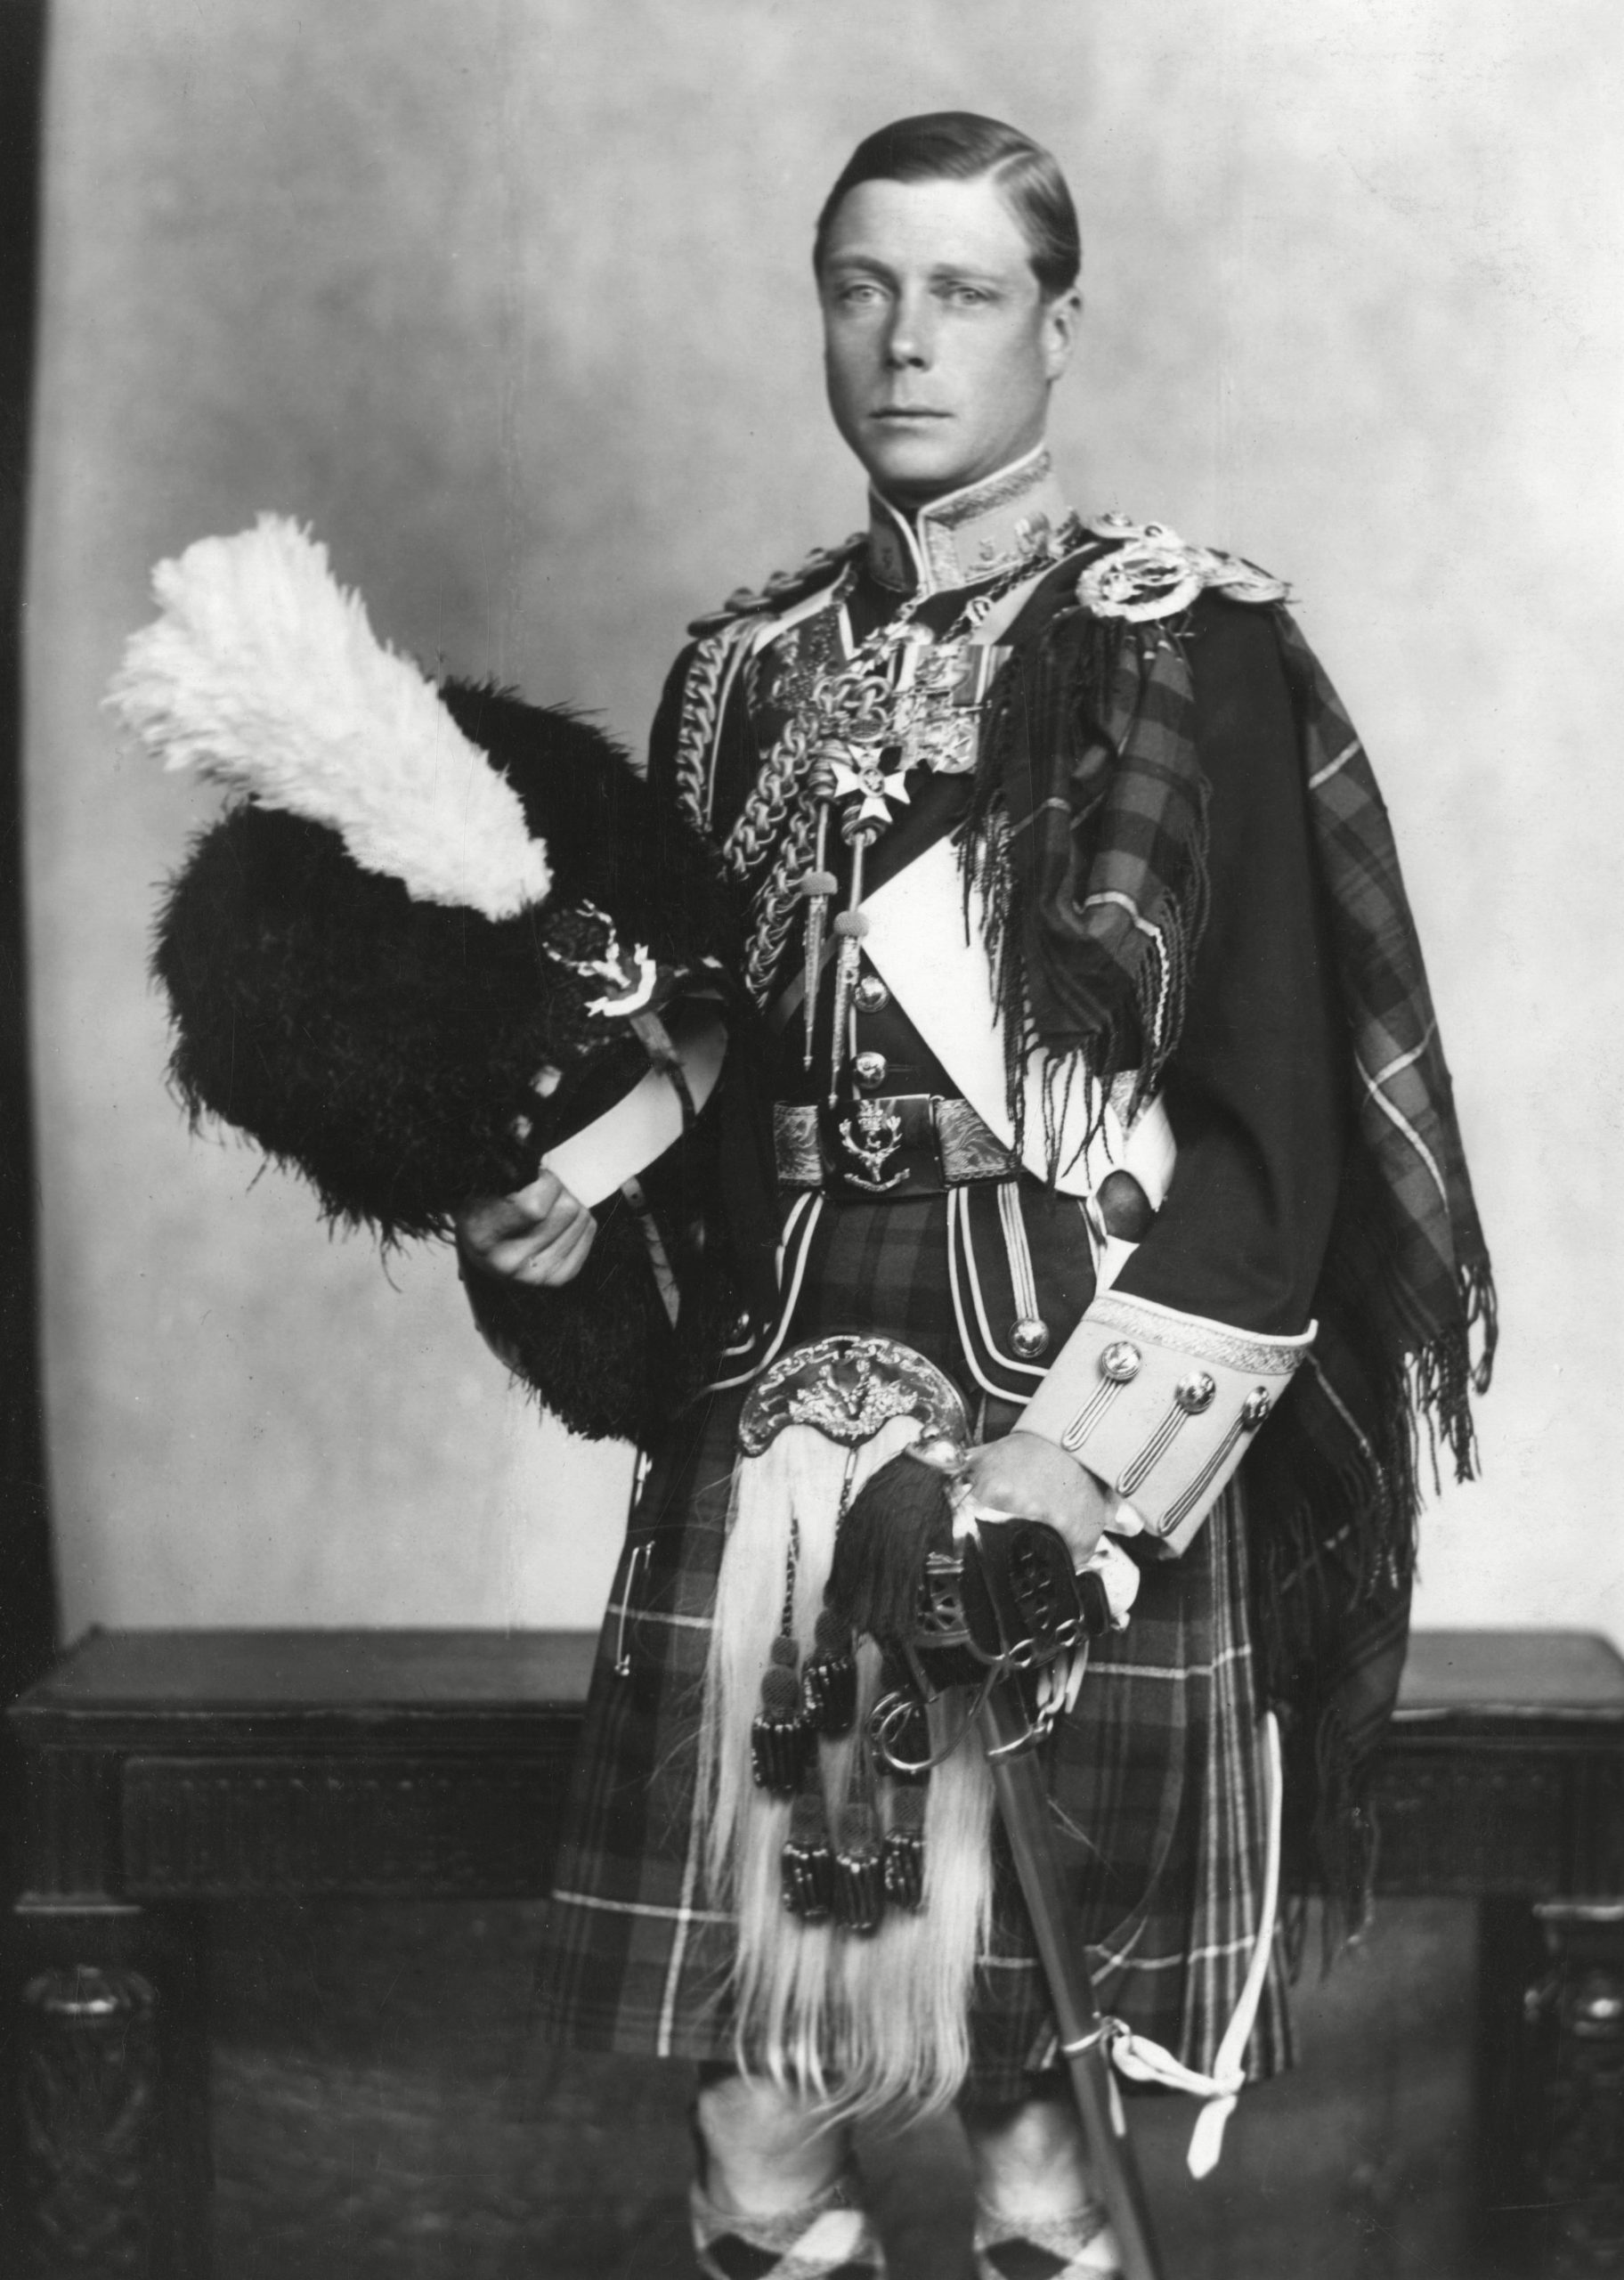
xmin=668 ymin=613 xmax=823 ymax=1002
xmin=681 ymin=568 xmax=858 ymax=998
xmin=744 ymin=797 xmax=818 ymax=1004
xmin=722 ymin=566 xmax=856 ymax=882
xmin=722 ymin=694 xmax=816 ymax=881
xmin=671 ymin=622 xmax=752 ymax=837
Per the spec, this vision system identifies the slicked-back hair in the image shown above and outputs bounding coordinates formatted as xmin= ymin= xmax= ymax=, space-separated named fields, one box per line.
xmin=813 ymin=112 xmax=1081 ymax=298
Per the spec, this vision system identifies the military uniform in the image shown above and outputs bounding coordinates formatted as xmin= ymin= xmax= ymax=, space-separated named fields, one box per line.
xmin=521 ymin=445 xmax=1396 ymax=2110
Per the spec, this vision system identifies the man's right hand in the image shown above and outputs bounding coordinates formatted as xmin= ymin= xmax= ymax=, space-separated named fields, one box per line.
xmin=454 ymin=1168 xmax=597 ymax=1289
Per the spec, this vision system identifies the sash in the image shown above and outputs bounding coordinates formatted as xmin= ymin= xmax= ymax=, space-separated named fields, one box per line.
xmin=861 ymin=837 xmax=1176 ymax=1205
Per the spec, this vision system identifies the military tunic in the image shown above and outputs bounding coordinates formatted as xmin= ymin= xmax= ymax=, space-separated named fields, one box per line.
xmin=524 ymin=449 xmax=1346 ymax=2100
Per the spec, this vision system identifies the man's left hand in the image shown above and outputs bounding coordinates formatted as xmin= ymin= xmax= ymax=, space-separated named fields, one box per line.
xmin=964 ymin=1431 xmax=1114 ymax=1570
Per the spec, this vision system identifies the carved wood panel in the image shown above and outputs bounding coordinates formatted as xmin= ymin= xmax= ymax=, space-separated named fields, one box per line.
xmin=121 ymin=1754 xmax=572 ymax=1898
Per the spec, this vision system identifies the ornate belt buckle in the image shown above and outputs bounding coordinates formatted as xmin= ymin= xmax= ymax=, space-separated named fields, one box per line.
xmin=819 ymin=1091 xmax=944 ymax=1199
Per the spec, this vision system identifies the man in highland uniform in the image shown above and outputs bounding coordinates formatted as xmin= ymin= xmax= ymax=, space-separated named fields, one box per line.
xmin=458 ymin=114 xmax=1491 ymax=2280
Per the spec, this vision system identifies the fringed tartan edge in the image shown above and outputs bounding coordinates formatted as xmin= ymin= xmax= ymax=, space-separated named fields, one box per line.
xmin=949 ymin=579 xmax=1498 ymax=1952
xmin=1248 ymin=1250 xmax=1497 ymax=1956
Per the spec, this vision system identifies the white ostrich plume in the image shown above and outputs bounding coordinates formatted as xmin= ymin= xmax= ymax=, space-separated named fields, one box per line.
xmin=108 ymin=516 xmax=552 ymax=920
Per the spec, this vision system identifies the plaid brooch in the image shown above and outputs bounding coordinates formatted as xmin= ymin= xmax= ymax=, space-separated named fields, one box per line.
xmin=973 ymin=2199 xmax=1122 ymax=2280
xmin=689 ymin=2168 xmax=887 ymax=2280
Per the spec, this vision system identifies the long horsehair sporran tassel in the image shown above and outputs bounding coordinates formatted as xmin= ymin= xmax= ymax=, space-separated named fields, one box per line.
xmin=832 ymin=1800 xmax=886 ymax=1936
xmin=751 ymin=1634 xmax=811 ymax=1796
xmin=800 ymin=1606 xmax=857 ymax=1737
xmin=882 ymin=1782 xmax=927 ymax=1911
xmin=781 ymin=1780 xmax=835 ymax=1922
xmin=697 ymin=1413 xmax=1003 ymax=2117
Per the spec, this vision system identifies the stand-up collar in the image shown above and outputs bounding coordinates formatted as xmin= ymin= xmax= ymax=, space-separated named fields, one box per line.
xmin=865 ymin=444 xmax=1072 ymax=598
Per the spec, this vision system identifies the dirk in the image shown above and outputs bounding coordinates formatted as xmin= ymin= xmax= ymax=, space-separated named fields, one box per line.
xmin=799 ymin=760 xmax=839 ymax=1071
xmin=828 ymin=813 xmax=875 ymax=1105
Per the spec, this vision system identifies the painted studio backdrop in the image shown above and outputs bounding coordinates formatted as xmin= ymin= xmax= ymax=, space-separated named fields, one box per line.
xmin=23 ymin=2 xmax=1623 ymax=1641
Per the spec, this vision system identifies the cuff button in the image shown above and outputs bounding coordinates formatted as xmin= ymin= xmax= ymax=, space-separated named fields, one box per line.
xmin=1241 ymin=1388 xmax=1272 ymax=1428
xmin=1175 ymin=1372 xmax=1217 ymax=1414
xmin=1100 ymin=1341 xmax=1141 ymax=1383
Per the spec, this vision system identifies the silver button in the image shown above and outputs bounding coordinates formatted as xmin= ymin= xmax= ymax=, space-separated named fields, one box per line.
xmin=1100 ymin=1341 xmax=1141 ymax=1383
xmin=1175 ymin=1372 xmax=1217 ymax=1415
xmin=854 ymin=973 xmax=890 ymax=1015
xmin=852 ymin=1050 xmax=888 ymax=1091
xmin=1241 ymin=1388 xmax=1271 ymax=1428
xmin=1011 ymin=1317 xmax=1051 ymax=1360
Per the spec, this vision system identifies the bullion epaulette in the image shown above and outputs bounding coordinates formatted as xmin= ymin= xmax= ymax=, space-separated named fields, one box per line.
xmin=686 ymin=534 xmax=864 ymax=638
xmin=1076 ymin=515 xmax=1290 ymax=624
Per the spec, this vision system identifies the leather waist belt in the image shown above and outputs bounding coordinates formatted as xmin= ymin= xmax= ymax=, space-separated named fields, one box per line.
xmin=774 ymin=1094 xmax=1017 ymax=1200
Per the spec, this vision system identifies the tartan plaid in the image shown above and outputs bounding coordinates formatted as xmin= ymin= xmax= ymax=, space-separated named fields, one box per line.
xmin=533 ymin=1188 xmax=1289 ymax=2101
xmin=1271 ymin=608 xmax=1494 ymax=1486
xmin=970 ymin=604 xmax=1210 ymax=1108
xmin=972 ymin=582 xmax=1494 ymax=1470
xmin=965 ymin=577 xmax=1495 ymax=1918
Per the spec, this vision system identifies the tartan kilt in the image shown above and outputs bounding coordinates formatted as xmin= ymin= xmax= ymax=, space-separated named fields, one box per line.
xmin=532 ymin=1189 xmax=1293 ymax=2104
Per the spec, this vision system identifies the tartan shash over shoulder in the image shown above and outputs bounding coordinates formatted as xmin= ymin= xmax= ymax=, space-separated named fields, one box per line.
xmin=954 ymin=541 xmax=1495 ymax=1907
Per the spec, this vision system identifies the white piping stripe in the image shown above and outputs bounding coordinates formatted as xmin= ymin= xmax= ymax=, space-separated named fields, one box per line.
xmin=1085 ymin=1641 xmax=1248 ymax=1684
xmin=1368 ymin=1020 xmax=1436 ymax=1086
xmin=602 ymin=1600 xmax=711 ymax=1633
xmin=656 ymin=1808 xmax=710 ymax=2055
xmin=704 ymin=1193 xmax=824 ymax=1394
xmin=1043 ymin=1932 xmax=1261 ymax=1979
xmin=997 ymin=1178 xmax=1042 ymax=1328
xmin=1163 ymin=1413 xmax=1252 ymax=1532
xmin=1079 ymin=894 xmax=1174 ymax=1053
xmin=976 ymin=1924 xmax=1268 ymax=1979
xmin=955 ymin=1187 xmax=1048 ymax=1382
xmin=1060 ymin=1376 xmax=1126 ymax=1452
xmin=1307 ymin=734 xmax=1362 ymax=789
xmin=1356 ymin=1054 xmax=1449 ymax=1209
xmin=1086 ymin=1930 xmax=1154 ymax=1981
xmin=551 ymin=1887 xmax=730 ymax=1926
xmin=1081 ymin=887 xmax=1158 ymax=938
xmin=1118 ymin=1405 xmax=1188 ymax=1496
xmin=946 ymin=1187 xmax=1047 ymax=1397
xmin=1304 ymin=1353 xmax=1376 ymax=1462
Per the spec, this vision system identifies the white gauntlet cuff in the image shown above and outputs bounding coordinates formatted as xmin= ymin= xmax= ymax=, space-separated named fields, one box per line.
xmin=1017 ymin=1290 xmax=1314 ymax=1553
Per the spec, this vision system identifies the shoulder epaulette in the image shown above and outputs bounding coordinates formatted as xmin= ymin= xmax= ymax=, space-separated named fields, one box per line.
xmin=686 ymin=534 xmax=864 ymax=638
xmin=1076 ymin=515 xmax=1289 ymax=624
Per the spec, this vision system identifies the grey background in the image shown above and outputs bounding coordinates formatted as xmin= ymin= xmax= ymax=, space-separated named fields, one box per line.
xmin=22 ymin=0 xmax=1624 ymax=1641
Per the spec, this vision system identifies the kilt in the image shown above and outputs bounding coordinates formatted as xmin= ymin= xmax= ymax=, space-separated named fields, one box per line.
xmin=532 ymin=1188 xmax=1293 ymax=2104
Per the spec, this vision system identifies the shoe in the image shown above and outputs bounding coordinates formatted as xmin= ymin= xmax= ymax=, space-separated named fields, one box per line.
xmin=689 ymin=2163 xmax=887 ymax=2279
xmin=973 ymin=2199 xmax=1123 ymax=2280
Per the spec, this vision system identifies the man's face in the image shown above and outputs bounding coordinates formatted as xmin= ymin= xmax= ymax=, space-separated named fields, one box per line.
xmin=819 ymin=174 xmax=1080 ymax=509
